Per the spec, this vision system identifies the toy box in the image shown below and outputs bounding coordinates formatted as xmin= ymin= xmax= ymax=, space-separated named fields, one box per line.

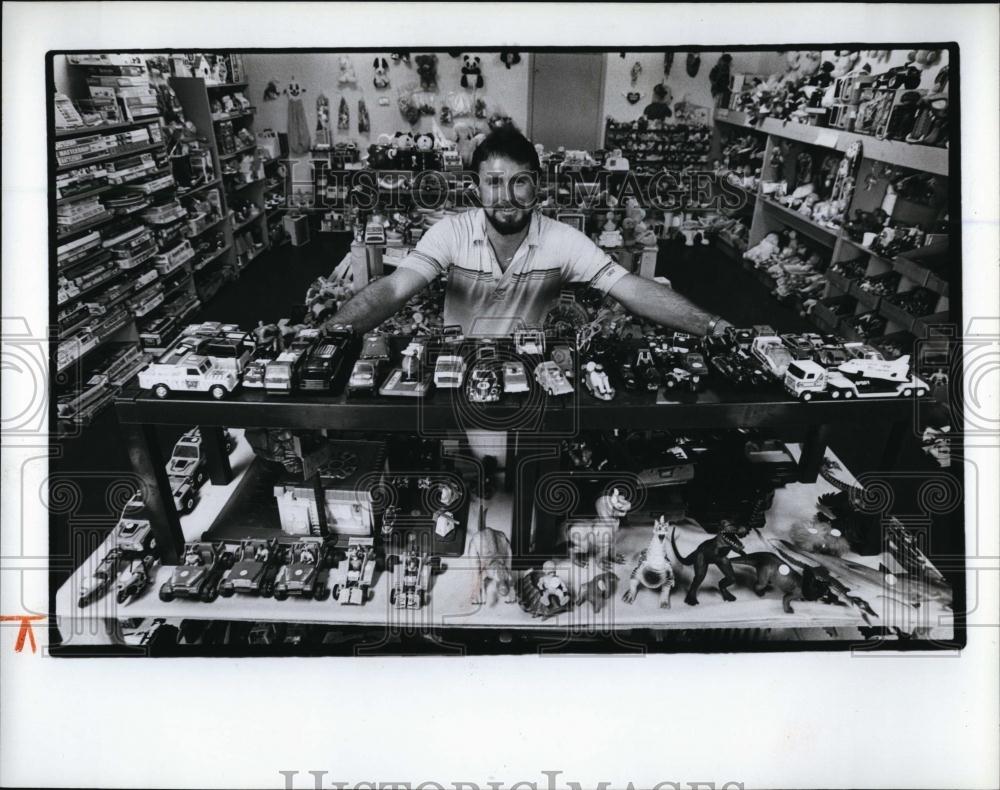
xmin=283 ymin=213 xmax=310 ymax=246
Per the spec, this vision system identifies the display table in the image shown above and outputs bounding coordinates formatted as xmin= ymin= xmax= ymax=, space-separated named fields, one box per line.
xmin=55 ymin=435 xmax=954 ymax=648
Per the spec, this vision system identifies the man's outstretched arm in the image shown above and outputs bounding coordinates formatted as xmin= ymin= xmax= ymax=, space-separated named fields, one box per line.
xmin=325 ymin=267 xmax=431 ymax=334
xmin=607 ymin=273 xmax=729 ymax=336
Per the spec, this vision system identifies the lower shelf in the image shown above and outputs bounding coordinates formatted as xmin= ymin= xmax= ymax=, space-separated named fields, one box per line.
xmin=56 ymin=438 xmax=953 ymax=646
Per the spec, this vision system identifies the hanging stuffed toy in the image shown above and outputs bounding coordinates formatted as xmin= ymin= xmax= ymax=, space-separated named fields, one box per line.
xmin=685 ymin=53 xmax=701 ymax=77
xmin=338 ymin=55 xmax=358 ymax=86
xmin=499 ymin=51 xmax=521 ymax=69
xmin=391 ymin=52 xmax=411 ymax=66
xmin=461 ymin=55 xmax=484 ymax=89
xmin=709 ymin=54 xmax=733 ymax=104
xmin=448 ymin=91 xmax=472 ymax=117
xmin=414 ymin=54 xmax=438 ymax=91
xmin=358 ymin=99 xmax=370 ymax=134
xmin=630 ymin=62 xmax=643 ymax=85
xmin=284 ymin=78 xmax=311 ymax=154
xmin=439 ymin=105 xmax=453 ymax=125
xmin=373 ymin=57 xmax=390 ymax=89
xmin=474 ymin=98 xmax=487 ymax=119
xmin=263 ymin=80 xmax=280 ymax=101
xmin=663 ymin=52 xmax=674 ymax=77
xmin=397 ymin=86 xmax=421 ymax=125
xmin=337 ymin=96 xmax=350 ymax=130
xmin=315 ymin=93 xmax=331 ymax=147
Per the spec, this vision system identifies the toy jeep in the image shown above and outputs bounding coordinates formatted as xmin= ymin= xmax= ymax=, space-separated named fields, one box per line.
xmin=385 ymin=536 xmax=446 ymax=608
xmin=331 ymin=537 xmax=378 ymax=605
xmin=534 ymin=361 xmax=573 ymax=396
xmin=219 ymin=538 xmax=284 ymax=598
xmin=273 ymin=539 xmax=337 ymax=601
xmin=158 ymin=541 xmax=234 ymax=603
xmin=139 ymin=353 xmax=239 ymax=400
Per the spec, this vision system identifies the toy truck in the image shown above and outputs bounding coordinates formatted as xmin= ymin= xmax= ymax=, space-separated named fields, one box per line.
xmin=158 ymin=541 xmax=235 ymax=603
xmin=331 ymin=537 xmax=378 ymax=605
xmin=273 ymin=539 xmax=337 ymax=601
xmin=784 ymin=356 xmax=929 ymax=401
xmin=434 ymin=355 xmax=467 ymax=388
xmin=751 ymin=335 xmax=796 ymax=379
xmin=299 ymin=325 xmax=354 ymax=391
xmin=218 ymin=538 xmax=284 ymax=598
xmin=263 ymin=348 xmax=307 ymax=394
xmin=385 ymin=536 xmax=445 ymax=608
xmin=138 ymin=353 xmax=239 ymax=400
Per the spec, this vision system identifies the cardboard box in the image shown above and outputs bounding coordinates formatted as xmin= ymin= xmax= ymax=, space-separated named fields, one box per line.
xmin=283 ymin=213 xmax=311 ymax=246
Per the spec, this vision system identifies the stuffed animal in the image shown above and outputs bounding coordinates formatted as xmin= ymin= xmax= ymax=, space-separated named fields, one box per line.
xmin=338 ymin=56 xmax=357 ymax=86
xmin=414 ymin=132 xmax=435 ymax=170
xmin=743 ymin=232 xmax=780 ymax=264
xmin=373 ymin=57 xmax=390 ymax=89
xmin=709 ymin=54 xmax=733 ymax=102
xmin=391 ymin=131 xmax=415 ymax=168
xmin=358 ymin=99 xmax=370 ymax=134
xmin=391 ymin=52 xmax=411 ymax=66
xmin=685 ymin=52 xmax=701 ymax=77
xmin=461 ymin=54 xmax=484 ymax=89
xmin=415 ymin=54 xmax=438 ymax=90
xmin=499 ymin=51 xmax=521 ymax=69
xmin=831 ymin=50 xmax=859 ymax=79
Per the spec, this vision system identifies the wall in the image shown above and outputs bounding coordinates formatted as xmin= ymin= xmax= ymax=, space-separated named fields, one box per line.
xmin=241 ymin=51 xmax=530 ymax=165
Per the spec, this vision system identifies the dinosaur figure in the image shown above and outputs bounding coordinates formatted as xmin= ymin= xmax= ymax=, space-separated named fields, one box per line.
xmin=731 ymin=552 xmax=839 ymax=613
xmin=563 ymin=488 xmax=632 ymax=569
xmin=577 ymin=571 xmax=618 ymax=613
xmin=671 ymin=519 xmax=749 ymax=606
xmin=622 ymin=516 xmax=676 ymax=608
xmin=467 ymin=504 xmax=515 ymax=606
xmin=770 ymin=541 xmax=879 ymax=623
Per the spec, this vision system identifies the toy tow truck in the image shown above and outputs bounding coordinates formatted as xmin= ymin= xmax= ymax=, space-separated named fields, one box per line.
xmin=138 ymin=353 xmax=239 ymax=400
xmin=158 ymin=541 xmax=234 ymax=603
xmin=331 ymin=537 xmax=378 ymax=605
xmin=385 ymin=535 xmax=446 ymax=608
xmin=218 ymin=538 xmax=284 ymax=598
xmin=273 ymin=539 xmax=337 ymax=601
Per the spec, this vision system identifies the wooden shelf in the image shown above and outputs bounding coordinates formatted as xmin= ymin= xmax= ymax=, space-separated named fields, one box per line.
xmin=219 ymin=144 xmax=258 ymax=160
xmin=176 ymin=178 xmax=222 ymax=198
xmin=193 ymin=244 xmax=232 ymax=272
xmin=205 ymin=81 xmax=249 ymax=90
xmin=212 ymin=110 xmax=254 ymax=123
xmin=54 ymin=117 xmax=159 ymax=139
xmin=56 ymin=212 xmax=114 ymax=240
xmin=56 ymin=184 xmax=112 ymax=205
xmin=713 ymin=109 xmax=949 ymax=176
xmin=758 ymin=197 xmax=840 ymax=246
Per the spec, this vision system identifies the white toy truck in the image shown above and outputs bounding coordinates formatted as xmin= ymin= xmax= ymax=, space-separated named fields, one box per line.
xmin=784 ymin=356 xmax=929 ymax=401
xmin=139 ymin=353 xmax=239 ymax=400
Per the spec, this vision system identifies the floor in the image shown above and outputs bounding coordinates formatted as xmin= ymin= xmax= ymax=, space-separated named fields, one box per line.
xmin=50 ymin=228 xmax=946 ymax=614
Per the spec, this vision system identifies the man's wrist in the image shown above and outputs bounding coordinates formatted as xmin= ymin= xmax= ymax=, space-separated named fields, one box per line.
xmin=706 ymin=316 xmax=732 ymax=336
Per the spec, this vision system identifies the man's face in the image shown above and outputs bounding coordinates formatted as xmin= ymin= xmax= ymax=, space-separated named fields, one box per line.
xmin=478 ymin=155 xmax=536 ymax=235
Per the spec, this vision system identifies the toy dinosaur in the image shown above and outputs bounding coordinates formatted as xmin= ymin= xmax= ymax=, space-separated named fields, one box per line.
xmin=731 ymin=551 xmax=838 ymax=613
xmin=517 ymin=564 xmax=571 ymax=619
xmin=467 ymin=505 xmax=515 ymax=606
xmin=671 ymin=519 xmax=749 ymax=605
xmin=576 ymin=571 xmax=618 ymax=613
xmin=563 ymin=488 xmax=632 ymax=569
xmin=622 ymin=516 xmax=676 ymax=608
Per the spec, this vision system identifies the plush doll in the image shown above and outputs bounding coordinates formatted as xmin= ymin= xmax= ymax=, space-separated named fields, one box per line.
xmin=474 ymin=98 xmax=487 ymax=119
xmin=664 ymin=51 xmax=674 ymax=76
xmin=337 ymin=97 xmax=349 ymax=131
xmin=798 ymin=192 xmax=820 ymax=218
xmin=414 ymin=132 xmax=435 ymax=169
xmin=630 ymin=61 xmax=642 ymax=85
xmin=263 ymin=80 xmax=280 ymax=101
xmin=499 ymin=51 xmax=521 ymax=69
xmin=743 ymin=232 xmax=780 ymax=264
xmin=338 ymin=56 xmax=358 ymax=86
xmin=415 ymin=54 xmax=438 ymax=90
xmin=358 ymin=99 xmax=370 ymax=134
xmin=685 ymin=52 xmax=701 ymax=77
xmin=391 ymin=52 xmax=411 ymax=66
xmin=373 ymin=57 xmax=390 ymax=89
xmin=709 ymin=54 xmax=733 ymax=104
xmin=831 ymin=50 xmax=859 ymax=79
xmin=461 ymin=54 xmax=484 ymax=89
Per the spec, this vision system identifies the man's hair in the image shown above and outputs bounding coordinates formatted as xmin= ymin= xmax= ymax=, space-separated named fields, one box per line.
xmin=470 ymin=125 xmax=540 ymax=179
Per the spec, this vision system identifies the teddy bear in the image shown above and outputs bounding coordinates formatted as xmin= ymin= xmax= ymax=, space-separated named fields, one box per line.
xmin=391 ymin=131 xmax=415 ymax=168
xmin=414 ymin=54 xmax=438 ymax=90
xmin=461 ymin=54 xmax=484 ymax=89
xmin=338 ymin=56 xmax=357 ymax=85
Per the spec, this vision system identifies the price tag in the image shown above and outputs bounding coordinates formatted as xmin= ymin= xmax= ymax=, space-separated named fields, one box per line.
xmin=815 ymin=130 xmax=840 ymax=149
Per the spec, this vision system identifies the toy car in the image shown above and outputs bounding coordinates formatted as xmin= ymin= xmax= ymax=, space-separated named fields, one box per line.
xmin=784 ymin=356 xmax=929 ymax=401
xmin=751 ymin=335 xmax=796 ymax=379
xmin=815 ymin=343 xmax=849 ymax=367
xmin=115 ymin=555 xmax=156 ymax=605
xmin=299 ymin=324 xmax=354 ymax=391
xmin=273 ymin=539 xmax=337 ymax=601
xmin=241 ymin=355 xmax=271 ymax=389
xmin=158 ymin=541 xmax=234 ymax=603
xmin=347 ymin=358 xmax=383 ymax=395
xmin=843 ymin=342 xmax=885 ymax=361
xmin=168 ymin=475 xmax=198 ymax=514
xmin=218 ymin=538 xmax=284 ymax=598
xmin=534 ymin=361 xmax=574 ymax=396
xmin=582 ymin=361 xmax=615 ymax=400
xmin=138 ymin=353 xmax=239 ymax=400
xmin=633 ymin=348 xmax=662 ymax=391
xmin=360 ymin=331 xmax=390 ymax=360
xmin=514 ymin=327 xmax=546 ymax=356
xmin=502 ymin=360 xmax=529 ymax=393
xmin=364 ymin=219 xmax=386 ymax=244
xmin=385 ymin=536 xmax=446 ymax=608
xmin=78 ymin=548 xmax=126 ymax=608
xmin=331 ymin=537 xmax=378 ymax=605
xmin=466 ymin=345 xmax=501 ymax=402
xmin=434 ymin=354 xmax=467 ymax=388
xmin=780 ymin=333 xmax=817 ymax=360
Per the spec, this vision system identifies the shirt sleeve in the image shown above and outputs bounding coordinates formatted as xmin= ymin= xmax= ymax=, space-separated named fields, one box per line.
xmin=559 ymin=224 xmax=631 ymax=295
xmin=392 ymin=215 xmax=455 ymax=283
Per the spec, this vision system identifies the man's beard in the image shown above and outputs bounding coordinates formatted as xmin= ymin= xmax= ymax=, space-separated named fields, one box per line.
xmin=485 ymin=206 xmax=532 ymax=235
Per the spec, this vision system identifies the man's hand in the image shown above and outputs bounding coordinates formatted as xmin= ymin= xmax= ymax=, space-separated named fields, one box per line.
xmin=323 ymin=267 xmax=431 ymax=334
xmin=607 ymin=273 xmax=722 ymax=336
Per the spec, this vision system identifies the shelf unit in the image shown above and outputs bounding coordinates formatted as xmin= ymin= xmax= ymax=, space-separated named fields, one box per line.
xmin=711 ymin=108 xmax=952 ymax=349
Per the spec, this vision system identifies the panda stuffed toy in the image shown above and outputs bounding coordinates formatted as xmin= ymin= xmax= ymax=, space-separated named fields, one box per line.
xmin=413 ymin=133 xmax=437 ymax=171
xmin=461 ymin=55 xmax=484 ymax=89
xmin=391 ymin=131 xmax=416 ymax=169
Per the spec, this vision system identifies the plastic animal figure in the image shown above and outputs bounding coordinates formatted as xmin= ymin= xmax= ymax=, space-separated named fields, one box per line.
xmin=623 ymin=516 xmax=676 ymax=607
xmin=731 ymin=552 xmax=837 ymax=613
xmin=576 ymin=571 xmax=618 ymax=613
xmin=537 ymin=561 xmax=570 ymax=608
xmin=468 ymin=506 xmax=515 ymax=606
xmin=671 ymin=520 xmax=749 ymax=605
xmin=564 ymin=489 xmax=632 ymax=568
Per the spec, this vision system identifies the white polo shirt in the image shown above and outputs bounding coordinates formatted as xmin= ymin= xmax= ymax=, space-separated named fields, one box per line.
xmin=395 ymin=209 xmax=630 ymax=336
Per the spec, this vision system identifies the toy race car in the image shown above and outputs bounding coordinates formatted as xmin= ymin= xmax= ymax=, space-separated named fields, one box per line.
xmin=273 ymin=539 xmax=337 ymax=601
xmin=385 ymin=536 xmax=446 ymax=608
xmin=466 ymin=367 xmax=501 ymax=403
xmin=158 ymin=541 xmax=234 ymax=603
xmin=218 ymin=538 xmax=284 ymax=598
xmin=331 ymin=537 xmax=378 ymax=605
xmin=502 ymin=360 xmax=529 ymax=393
xmin=534 ymin=361 xmax=573 ymax=396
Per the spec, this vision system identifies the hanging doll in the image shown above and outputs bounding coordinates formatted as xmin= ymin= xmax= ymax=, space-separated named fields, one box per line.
xmin=709 ymin=54 xmax=733 ymax=106
xmin=338 ymin=56 xmax=358 ymax=86
xmin=263 ymin=80 xmax=280 ymax=101
xmin=461 ymin=55 xmax=484 ymax=89
xmin=499 ymin=51 xmax=521 ymax=69
xmin=338 ymin=96 xmax=350 ymax=130
xmin=285 ymin=79 xmax=311 ymax=155
xmin=630 ymin=61 xmax=642 ymax=86
xmin=373 ymin=57 xmax=390 ymax=89
xmin=664 ymin=51 xmax=674 ymax=77
xmin=358 ymin=99 xmax=370 ymax=134
xmin=415 ymin=54 xmax=439 ymax=91
xmin=315 ymin=93 xmax=331 ymax=147
xmin=686 ymin=53 xmax=701 ymax=77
